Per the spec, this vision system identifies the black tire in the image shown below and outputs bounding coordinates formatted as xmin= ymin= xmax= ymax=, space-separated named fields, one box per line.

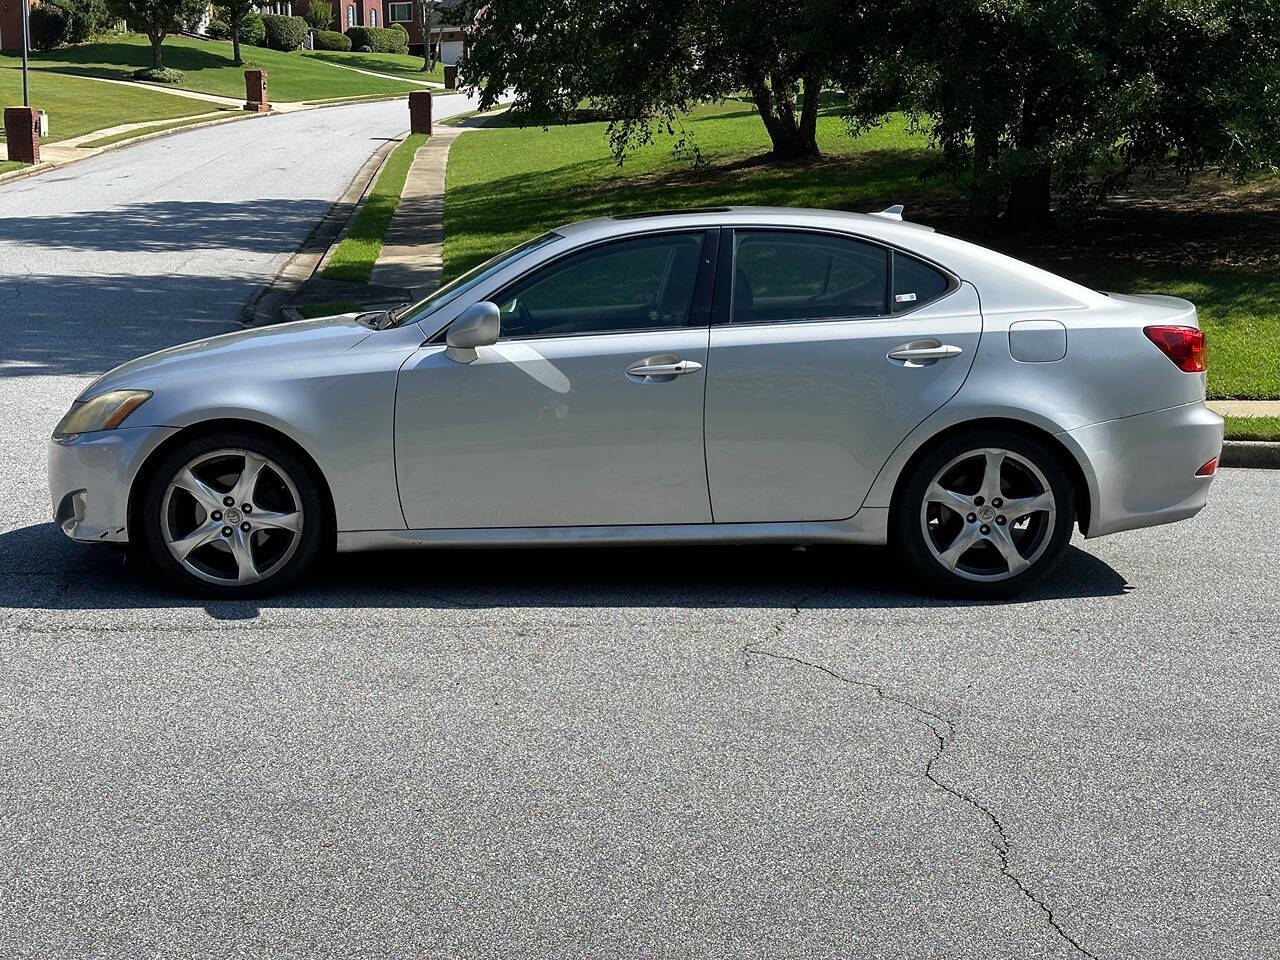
xmin=892 ymin=428 xmax=1076 ymax=599
xmin=138 ymin=430 xmax=330 ymax=599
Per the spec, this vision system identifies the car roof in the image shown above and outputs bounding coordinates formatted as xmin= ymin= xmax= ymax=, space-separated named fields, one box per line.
xmin=550 ymin=206 xmax=1107 ymax=313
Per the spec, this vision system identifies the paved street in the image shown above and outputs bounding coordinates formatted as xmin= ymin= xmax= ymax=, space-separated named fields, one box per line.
xmin=1 ymin=103 xmax=1278 ymax=960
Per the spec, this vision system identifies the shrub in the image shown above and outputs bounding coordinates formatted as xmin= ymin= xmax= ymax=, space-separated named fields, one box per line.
xmin=300 ymin=0 xmax=333 ymax=31
xmin=391 ymin=22 xmax=407 ymax=33
xmin=133 ymin=66 xmax=186 ymax=83
xmin=240 ymin=10 xmax=267 ymax=46
xmin=261 ymin=13 xmax=307 ymax=50
xmin=46 ymin=0 xmax=110 ymax=44
xmin=28 ymin=5 xmax=69 ymax=50
xmin=312 ymin=29 xmax=351 ymax=51
xmin=344 ymin=25 xmax=408 ymax=54
xmin=206 ymin=18 xmax=230 ymax=39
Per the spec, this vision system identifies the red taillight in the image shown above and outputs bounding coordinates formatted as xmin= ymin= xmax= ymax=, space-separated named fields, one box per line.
xmin=1195 ymin=456 xmax=1218 ymax=477
xmin=1144 ymin=325 xmax=1207 ymax=372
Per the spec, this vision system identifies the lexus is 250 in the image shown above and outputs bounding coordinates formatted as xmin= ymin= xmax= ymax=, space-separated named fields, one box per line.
xmin=49 ymin=206 xmax=1223 ymax=597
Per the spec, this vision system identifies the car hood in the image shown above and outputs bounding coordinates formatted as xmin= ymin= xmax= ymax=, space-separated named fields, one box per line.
xmin=80 ymin=314 xmax=374 ymax=400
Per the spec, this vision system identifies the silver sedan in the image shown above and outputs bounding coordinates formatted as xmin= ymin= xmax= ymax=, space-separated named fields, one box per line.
xmin=49 ymin=206 xmax=1224 ymax=597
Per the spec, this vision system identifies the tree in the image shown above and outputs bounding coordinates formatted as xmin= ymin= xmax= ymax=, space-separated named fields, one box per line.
xmin=414 ymin=0 xmax=442 ymax=73
xmin=225 ymin=0 xmax=256 ymax=65
xmin=841 ymin=0 xmax=1280 ymax=226
xmin=459 ymin=0 xmax=874 ymax=160
xmin=108 ymin=0 xmax=209 ymax=68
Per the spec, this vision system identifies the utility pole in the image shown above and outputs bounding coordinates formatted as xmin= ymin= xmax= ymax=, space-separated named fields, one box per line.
xmin=21 ymin=0 xmax=31 ymax=106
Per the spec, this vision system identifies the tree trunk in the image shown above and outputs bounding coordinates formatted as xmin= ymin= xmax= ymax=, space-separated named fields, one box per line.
xmin=231 ymin=20 xmax=242 ymax=66
xmin=149 ymin=28 xmax=165 ymax=69
xmin=1003 ymin=162 xmax=1052 ymax=227
xmin=750 ymin=74 xmax=820 ymax=159
xmin=968 ymin=125 xmax=1000 ymax=227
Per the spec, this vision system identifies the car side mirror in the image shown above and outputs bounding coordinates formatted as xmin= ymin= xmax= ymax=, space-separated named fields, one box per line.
xmin=444 ymin=301 xmax=500 ymax=363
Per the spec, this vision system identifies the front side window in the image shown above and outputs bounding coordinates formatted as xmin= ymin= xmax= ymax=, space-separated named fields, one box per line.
xmin=731 ymin=230 xmax=889 ymax=324
xmin=495 ymin=233 xmax=705 ymax=339
xmin=392 ymin=232 xmax=561 ymax=327
xmin=388 ymin=1 xmax=411 ymax=21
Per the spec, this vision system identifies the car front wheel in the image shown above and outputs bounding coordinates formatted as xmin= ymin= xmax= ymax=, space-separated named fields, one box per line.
xmin=893 ymin=429 xmax=1075 ymax=598
xmin=139 ymin=432 xmax=328 ymax=598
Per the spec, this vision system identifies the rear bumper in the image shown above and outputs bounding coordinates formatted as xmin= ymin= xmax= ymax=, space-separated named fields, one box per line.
xmin=48 ymin=426 xmax=176 ymax=544
xmin=1061 ymin=401 xmax=1223 ymax=538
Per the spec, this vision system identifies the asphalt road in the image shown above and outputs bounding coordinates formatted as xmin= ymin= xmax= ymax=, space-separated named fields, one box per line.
xmin=2 ymin=103 xmax=1279 ymax=959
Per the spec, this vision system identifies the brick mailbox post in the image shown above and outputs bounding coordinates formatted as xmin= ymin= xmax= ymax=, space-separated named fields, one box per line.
xmin=443 ymin=65 xmax=458 ymax=90
xmin=409 ymin=90 xmax=432 ymax=135
xmin=244 ymin=69 xmax=269 ymax=112
xmin=4 ymin=107 xmax=41 ymax=164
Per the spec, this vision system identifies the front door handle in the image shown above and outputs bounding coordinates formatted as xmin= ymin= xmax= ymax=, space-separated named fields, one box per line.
xmin=626 ymin=359 xmax=704 ymax=378
xmin=887 ymin=340 xmax=963 ymax=366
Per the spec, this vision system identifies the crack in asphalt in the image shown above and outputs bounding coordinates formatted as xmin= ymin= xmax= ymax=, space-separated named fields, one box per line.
xmin=746 ymin=600 xmax=1096 ymax=959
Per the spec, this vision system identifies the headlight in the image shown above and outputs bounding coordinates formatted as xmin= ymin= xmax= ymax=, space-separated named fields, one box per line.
xmin=53 ymin=389 xmax=152 ymax=439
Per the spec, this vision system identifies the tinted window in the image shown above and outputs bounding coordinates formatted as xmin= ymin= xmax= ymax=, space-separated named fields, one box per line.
xmin=731 ymin=231 xmax=888 ymax=324
xmin=393 ymin=232 xmax=559 ymax=326
xmin=892 ymin=252 xmax=951 ymax=312
xmin=496 ymin=233 xmax=704 ymax=338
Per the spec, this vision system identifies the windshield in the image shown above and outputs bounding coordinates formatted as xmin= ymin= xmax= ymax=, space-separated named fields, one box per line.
xmin=389 ymin=232 xmax=562 ymax=326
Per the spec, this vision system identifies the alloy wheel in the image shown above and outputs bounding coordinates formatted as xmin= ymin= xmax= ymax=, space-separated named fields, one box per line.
xmin=160 ymin=448 xmax=304 ymax=587
xmin=919 ymin=447 xmax=1057 ymax=582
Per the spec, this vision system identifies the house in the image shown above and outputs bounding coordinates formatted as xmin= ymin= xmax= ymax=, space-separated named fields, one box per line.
xmin=303 ymin=0 xmax=466 ymax=62
xmin=0 ymin=0 xmax=34 ymax=52
xmin=384 ymin=0 xmax=464 ymax=62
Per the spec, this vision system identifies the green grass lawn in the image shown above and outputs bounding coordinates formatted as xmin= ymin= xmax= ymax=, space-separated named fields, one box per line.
xmin=13 ymin=34 xmax=419 ymax=103
xmin=1 ymin=62 xmax=211 ymax=143
xmin=77 ymin=109 xmax=240 ymax=148
xmin=322 ymin=133 xmax=428 ymax=283
xmin=303 ymin=50 xmax=444 ymax=84
xmin=1223 ymin=415 xmax=1280 ymax=441
xmin=442 ymin=100 xmax=1280 ymax=399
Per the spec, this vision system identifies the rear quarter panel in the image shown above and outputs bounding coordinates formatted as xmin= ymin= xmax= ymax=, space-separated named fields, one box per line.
xmin=862 ymin=294 xmax=1208 ymax=514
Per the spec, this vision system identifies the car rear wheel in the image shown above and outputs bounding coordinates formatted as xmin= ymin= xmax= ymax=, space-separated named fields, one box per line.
xmin=139 ymin=431 xmax=328 ymax=598
xmin=893 ymin=429 xmax=1075 ymax=598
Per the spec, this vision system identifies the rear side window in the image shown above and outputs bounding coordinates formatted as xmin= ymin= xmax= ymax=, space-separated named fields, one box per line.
xmin=892 ymin=252 xmax=951 ymax=312
xmin=731 ymin=231 xmax=889 ymax=324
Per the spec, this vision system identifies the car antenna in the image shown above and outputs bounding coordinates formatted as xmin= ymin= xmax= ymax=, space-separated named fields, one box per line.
xmin=869 ymin=204 xmax=905 ymax=221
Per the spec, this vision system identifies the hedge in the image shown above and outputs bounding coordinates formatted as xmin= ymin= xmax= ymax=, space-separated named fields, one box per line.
xmin=344 ymin=25 xmax=408 ymax=54
xmin=312 ymin=29 xmax=351 ymax=51
xmin=28 ymin=5 xmax=69 ymax=50
xmin=261 ymin=13 xmax=308 ymax=50
xmin=240 ymin=11 xmax=266 ymax=46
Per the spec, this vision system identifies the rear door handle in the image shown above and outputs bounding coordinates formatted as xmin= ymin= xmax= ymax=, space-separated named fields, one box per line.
xmin=887 ymin=340 xmax=963 ymax=366
xmin=626 ymin=360 xmax=703 ymax=377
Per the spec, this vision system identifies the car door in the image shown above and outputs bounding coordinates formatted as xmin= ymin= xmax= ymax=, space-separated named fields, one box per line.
xmin=394 ymin=229 xmax=718 ymax=529
xmin=704 ymin=227 xmax=982 ymax=522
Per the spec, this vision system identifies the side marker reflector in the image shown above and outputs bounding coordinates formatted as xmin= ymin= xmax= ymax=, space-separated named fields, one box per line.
xmin=1195 ymin=456 xmax=1219 ymax=477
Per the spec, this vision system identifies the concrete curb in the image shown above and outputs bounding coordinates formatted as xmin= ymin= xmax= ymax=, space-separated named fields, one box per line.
xmin=241 ymin=130 xmax=408 ymax=326
xmin=1220 ymin=440 xmax=1280 ymax=469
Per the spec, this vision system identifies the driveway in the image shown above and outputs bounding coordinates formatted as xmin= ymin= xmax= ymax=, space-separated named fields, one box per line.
xmin=1 ymin=101 xmax=1277 ymax=960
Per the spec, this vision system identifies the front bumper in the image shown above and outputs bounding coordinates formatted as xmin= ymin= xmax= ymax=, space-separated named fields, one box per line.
xmin=1061 ymin=401 xmax=1224 ymax=538
xmin=48 ymin=425 xmax=177 ymax=544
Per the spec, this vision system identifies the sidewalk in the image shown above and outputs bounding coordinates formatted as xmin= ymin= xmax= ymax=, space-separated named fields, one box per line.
xmin=366 ymin=123 xmax=468 ymax=298
xmin=1206 ymin=400 xmax=1280 ymax=417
